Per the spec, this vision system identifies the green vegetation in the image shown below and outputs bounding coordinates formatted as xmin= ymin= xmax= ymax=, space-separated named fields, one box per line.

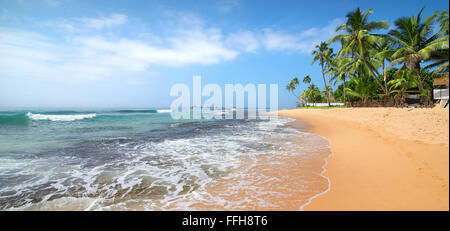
xmin=312 ymin=42 xmax=335 ymax=106
xmin=296 ymin=106 xmax=345 ymax=109
xmin=287 ymin=7 xmax=449 ymax=107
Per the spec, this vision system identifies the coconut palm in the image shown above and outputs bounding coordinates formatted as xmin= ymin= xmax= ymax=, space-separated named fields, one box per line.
xmin=374 ymin=37 xmax=395 ymax=91
xmin=427 ymin=49 xmax=449 ymax=78
xmin=437 ymin=10 xmax=449 ymax=35
xmin=330 ymin=7 xmax=389 ymax=94
xmin=328 ymin=57 xmax=357 ymax=105
xmin=387 ymin=69 xmax=419 ymax=97
xmin=312 ymin=42 xmax=334 ymax=106
xmin=303 ymin=75 xmax=312 ymax=85
xmin=302 ymin=84 xmax=323 ymax=104
xmin=385 ymin=7 xmax=447 ymax=93
xmin=345 ymin=75 xmax=379 ymax=104
xmin=286 ymin=77 xmax=301 ymax=100
xmin=426 ymin=10 xmax=449 ymax=78
xmin=302 ymin=76 xmax=312 ymax=104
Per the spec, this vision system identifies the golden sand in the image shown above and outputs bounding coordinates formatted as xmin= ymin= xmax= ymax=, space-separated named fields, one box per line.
xmin=278 ymin=107 xmax=449 ymax=211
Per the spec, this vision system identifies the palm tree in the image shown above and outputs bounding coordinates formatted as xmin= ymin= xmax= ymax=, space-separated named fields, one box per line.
xmin=286 ymin=77 xmax=301 ymax=100
xmin=387 ymin=69 xmax=419 ymax=99
xmin=345 ymin=75 xmax=379 ymax=104
xmin=301 ymin=76 xmax=311 ymax=104
xmin=328 ymin=57 xmax=356 ymax=106
xmin=303 ymin=75 xmax=312 ymax=85
xmin=385 ymin=7 xmax=446 ymax=93
xmin=302 ymin=84 xmax=322 ymax=105
xmin=312 ymin=42 xmax=333 ymax=106
xmin=330 ymin=7 xmax=389 ymax=94
xmin=426 ymin=48 xmax=449 ymax=78
xmin=426 ymin=10 xmax=449 ymax=78
xmin=437 ymin=10 xmax=449 ymax=35
xmin=374 ymin=37 xmax=394 ymax=92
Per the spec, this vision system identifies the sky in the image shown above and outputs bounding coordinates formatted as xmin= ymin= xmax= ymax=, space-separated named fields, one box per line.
xmin=0 ymin=0 xmax=448 ymax=109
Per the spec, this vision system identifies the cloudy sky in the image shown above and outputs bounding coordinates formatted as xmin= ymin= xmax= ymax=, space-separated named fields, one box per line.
xmin=0 ymin=0 xmax=448 ymax=109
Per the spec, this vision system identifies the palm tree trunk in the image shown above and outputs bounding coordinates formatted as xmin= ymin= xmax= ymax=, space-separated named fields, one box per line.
xmin=291 ymin=92 xmax=301 ymax=101
xmin=415 ymin=65 xmax=424 ymax=92
xmin=383 ymin=59 xmax=388 ymax=93
xmin=362 ymin=58 xmax=388 ymax=94
xmin=415 ymin=65 xmax=426 ymax=104
xmin=343 ymin=73 xmax=347 ymax=106
xmin=329 ymin=78 xmax=333 ymax=102
xmin=321 ymin=62 xmax=331 ymax=107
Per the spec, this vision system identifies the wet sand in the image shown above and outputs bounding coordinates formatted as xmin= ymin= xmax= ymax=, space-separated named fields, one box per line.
xmin=278 ymin=107 xmax=449 ymax=211
xmin=163 ymin=121 xmax=332 ymax=211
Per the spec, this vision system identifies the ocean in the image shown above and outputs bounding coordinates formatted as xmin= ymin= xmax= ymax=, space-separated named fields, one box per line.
xmin=0 ymin=109 xmax=331 ymax=210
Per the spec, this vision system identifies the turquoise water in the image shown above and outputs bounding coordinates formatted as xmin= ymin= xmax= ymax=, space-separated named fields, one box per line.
xmin=1 ymin=110 xmax=178 ymax=155
xmin=0 ymin=109 xmax=331 ymax=210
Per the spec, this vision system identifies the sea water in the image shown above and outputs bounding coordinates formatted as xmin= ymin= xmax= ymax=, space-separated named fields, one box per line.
xmin=0 ymin=109 xmax=331 ymax=210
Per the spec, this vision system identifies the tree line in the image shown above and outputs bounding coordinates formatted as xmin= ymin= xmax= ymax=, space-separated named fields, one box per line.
xmin=287 ymin=7 xmax=449 ymax=106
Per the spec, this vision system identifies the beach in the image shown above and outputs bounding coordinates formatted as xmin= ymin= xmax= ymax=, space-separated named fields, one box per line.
xmin=0 ymin=108 xmax=448 ymax=211
xmin=278 ymin=107 xmax=449 ymax=211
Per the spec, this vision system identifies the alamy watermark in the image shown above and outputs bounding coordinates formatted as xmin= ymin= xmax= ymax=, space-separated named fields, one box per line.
xmin=169 ymin=76 xmax=279 ymax=120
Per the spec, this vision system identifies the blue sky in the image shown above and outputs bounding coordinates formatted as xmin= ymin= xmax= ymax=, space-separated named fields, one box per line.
xmin=0 ymin=0 xmax=448 ymax=109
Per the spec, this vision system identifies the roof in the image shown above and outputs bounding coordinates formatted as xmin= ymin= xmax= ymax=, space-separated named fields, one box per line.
xmin=433 ymin=77 xmax=449 ymax=86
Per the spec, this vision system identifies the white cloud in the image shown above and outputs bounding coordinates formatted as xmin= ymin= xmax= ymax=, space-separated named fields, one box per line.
xmin=78 ymin=13 xmax=128 ymax=30
xmin=261 ymin=18 xmax=344 ymax=53
xmin=0 ymin=13 xmax=238 ymax=80
xmin=226 ymin=31 xmax=260 ymax=52
xmin=0 ymin=12 xmax=344 ymax=81
xmin=46 ymin=13 xmax=128 ymax=32
xmin=262 ymin=29 xmax=310 ymax=52
xmin=0 ymin=28 xmax=60 ymax=61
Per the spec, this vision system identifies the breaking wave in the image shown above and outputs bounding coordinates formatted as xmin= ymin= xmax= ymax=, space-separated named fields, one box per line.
xmin=26 ymin=112 xmax=97 ymax=122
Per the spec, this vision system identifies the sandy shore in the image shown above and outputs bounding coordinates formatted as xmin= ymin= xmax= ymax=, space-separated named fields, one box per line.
xmin=278 ymin=107 xmax=449 ymax=211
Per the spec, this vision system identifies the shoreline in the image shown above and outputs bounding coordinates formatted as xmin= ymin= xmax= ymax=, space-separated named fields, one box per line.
xmin=278 ymin=107 xmax=449 ymax=211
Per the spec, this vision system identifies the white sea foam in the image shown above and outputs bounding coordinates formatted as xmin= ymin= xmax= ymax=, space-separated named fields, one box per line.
xmin=156 ymin=109 xmax=172 ymax=113
xmin=26 ymin=112 xmax=96 ymax=121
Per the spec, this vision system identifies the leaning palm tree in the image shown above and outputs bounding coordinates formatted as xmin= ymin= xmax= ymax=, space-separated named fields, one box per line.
xmin=385 ymin=7 xmax=447 ymax=93
xmin=312 ymin=42 xmax=334 ymax=106
xmin=286 ymin=77 xmax=301 ymax=100
xmin=329 ymin=7 xmax=389 ymax=94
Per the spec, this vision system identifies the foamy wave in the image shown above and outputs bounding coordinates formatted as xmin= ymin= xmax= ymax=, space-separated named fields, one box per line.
xmin=26 ymin=112 xmax=96 ymax=121
xmin=157 ymin=109 xmax=172 ymax=113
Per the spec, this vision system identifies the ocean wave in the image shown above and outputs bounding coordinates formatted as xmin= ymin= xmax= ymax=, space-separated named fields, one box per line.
xmin=26 ymin=112 xmax=96 ymax=121
xmin=0 ymin=114 xmax=29 ymax=125
xmin=113 ymin=109 xmax=171 ymax=114
xmin=156 ymin=109 xmax=172 ymax=113
xmin=115 ymin=110 xmax=157 ymax=113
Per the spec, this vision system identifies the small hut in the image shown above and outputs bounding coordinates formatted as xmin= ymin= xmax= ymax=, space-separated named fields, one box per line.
xmin=433 ymin=77 xmax=449 ymax=108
